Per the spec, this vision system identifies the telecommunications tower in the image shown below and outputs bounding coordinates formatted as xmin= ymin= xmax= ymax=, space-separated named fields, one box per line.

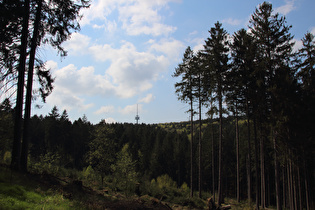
xmin=135 ymin=104 xmax=140 ymax=124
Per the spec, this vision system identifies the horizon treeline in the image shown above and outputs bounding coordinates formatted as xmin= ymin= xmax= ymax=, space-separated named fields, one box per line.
xmin=173 ymin=1 xmax=314 ymax=209
xmin=0 ymin=1 xmax=314 ymax=209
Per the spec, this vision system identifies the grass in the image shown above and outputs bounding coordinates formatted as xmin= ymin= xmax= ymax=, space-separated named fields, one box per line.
xmin=0 ymin=182 xmax=80 ymax=209
xmin=0 ymin=166 xmax=82 ymax=209
xmin=0 ymin=164 xmax=269 ymax=209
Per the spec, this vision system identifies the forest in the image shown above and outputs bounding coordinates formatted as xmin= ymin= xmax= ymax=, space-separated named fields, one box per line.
xmin=0 ymin=0 xmax=314 ymax=209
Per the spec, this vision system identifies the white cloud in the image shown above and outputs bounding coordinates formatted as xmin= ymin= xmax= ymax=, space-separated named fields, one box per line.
xmin=292 ymin=38 xmax=302 ymax=52
xmin=149 ymin=38 xmax=185 ymax=60
xmin=274 ymin=0 xmax=296 ymax=15
xmin=47 ymin=88 xmax=94 ymax=112
xmin=46 ymin=64 xmax=115 ymax=111
xmin=190 ymin=37 xmax=205 ymax=53
xmin=138 ymin=93 xmax=154 ymax=103
xmin=119 ymin=104 xmax=142 ymax=115
xmin=104 ymin=117 xmax=116 ymax=124
xmin=118 ymin=0 xmax=177 ymax=36
xmin=80 ymin=0 xmax=116 ymax=26
xmin=63 ymin=33 xmax=91 ymax=54
xmin=94 ymin=105 xmax=115 ymax=115
xmin=311 ymin=27 xmax=315 ymax=35
xmin=80 ymin=0 xmax=178 ymax=36
xmin=222 ymin=18 xmax=243 ymax=26
xmin=89 ymin=41 xmax=170 ymax=98
xmin=45 ymin=60 xmax=58 ymax=71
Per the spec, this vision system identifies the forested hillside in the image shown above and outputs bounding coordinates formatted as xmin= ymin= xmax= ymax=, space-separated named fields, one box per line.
xmin=172 ymin=2 xmax=315 ymax=209
xmin=0 ymin=0 xmax=314 ymax=209
xmin=1 ymin=101 xmax=314 ymax=209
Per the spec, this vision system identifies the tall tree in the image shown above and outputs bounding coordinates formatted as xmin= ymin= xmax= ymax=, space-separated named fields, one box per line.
xmin=297 ymin=32 xmax=315 ymax=210
xmin=173 ymin=46 xmax=196 ymax=197
xmin=11 ymin=0 xmax=30 ymax=170
xmin=87 ymin=121 xmax=117 ymax=186
xmin=20 ymin=0 xmax=43 ymax=172
xmin=229 ymin=28 xmax=259 ymax=206
xmin=18 ymin=0 xmax=90 ymax=171
xmin=189 ymin=52 xmax=208 ymax=198
xmin=249 ymin=2 xmax=295 ymax=208
xmin=202 ymin=21 xmax=230 ymax=206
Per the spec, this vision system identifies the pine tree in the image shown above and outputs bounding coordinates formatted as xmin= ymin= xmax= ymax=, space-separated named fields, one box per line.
xmin=173 ymin=46 xmax=196 ymax=197
xmin=202 ymin=21 xmax=229 ymax=206
xmin=249 ymin=2 xmax=295 ymax=208
xmin=229 ymin=28 xmax=258 ymax=205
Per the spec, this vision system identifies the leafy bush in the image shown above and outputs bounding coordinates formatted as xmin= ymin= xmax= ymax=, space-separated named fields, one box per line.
xmin=29 ymin=152 xmax=62 ymax=175
xmin=156 ymin=174 xmax=177 ymax=190
xmin=3 ymin=151 xmax=11 ymax=165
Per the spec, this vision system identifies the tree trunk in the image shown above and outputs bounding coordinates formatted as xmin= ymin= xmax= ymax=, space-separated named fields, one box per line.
xmin=235 ymin=105 xmax=240 ymax=203
xmin=287 ymin=158 xmax=292 ymax=210
xmin=211 ymin=122 xmax=215 ymax=202
xmin=282 ymin=166 xmax=287 ymax=209
xmin=293 ymin=163 xmax=298 ymax=210
xmin=198 ymin=95 xmax=202 ymax=198
xmin=260 ymin=125 xmax=265 ymax=208
xmin=21 ymin=0 xmax=43 ymax=172
xmin=289 ymin=158 xmax=294 ymax=210
xmin=297 ymin=166 xmax=302 ymax=210
xmin=247 ymin=111 xmax=251 ymax=205
xmin=190 ymin=98 xmax=194 ymax=197
xmin=11 ymin=0 xmax=31 ymax=171
xmin=273 ymin=131 xmax=281 ymax=210
xmin=303 ymin=156 xmax=310 ymax=210
xmin=218 ymin=84 xmax=223 ymax=206
xmin=254 ymin=118 xmax=259 ymax=209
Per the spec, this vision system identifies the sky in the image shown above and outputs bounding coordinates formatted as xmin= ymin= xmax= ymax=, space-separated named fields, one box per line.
xmin=32 ymin=0 xmax=315 ymax=124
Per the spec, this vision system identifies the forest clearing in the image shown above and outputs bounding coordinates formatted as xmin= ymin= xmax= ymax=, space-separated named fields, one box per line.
xmin=1 ymin=0 xmax=314 ymax=209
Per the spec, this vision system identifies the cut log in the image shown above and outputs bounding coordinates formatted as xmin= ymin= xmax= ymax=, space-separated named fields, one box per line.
xmin=220 ymin=205 xmax=231 ymax=210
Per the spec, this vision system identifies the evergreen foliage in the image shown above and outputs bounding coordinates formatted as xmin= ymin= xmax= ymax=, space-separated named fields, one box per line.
xmin=0 ymin=1 xmax=314 ymax=209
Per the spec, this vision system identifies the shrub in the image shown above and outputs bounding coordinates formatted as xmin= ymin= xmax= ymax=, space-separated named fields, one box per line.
xmin=156 ymin=174 xmax=177 ymax=190
xmin=3 ymin=151 xmax=11 ymax=165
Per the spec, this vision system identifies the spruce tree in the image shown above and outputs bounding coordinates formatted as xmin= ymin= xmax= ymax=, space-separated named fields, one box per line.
xmin=173 ymin=46 xmax=196 ymax=197
xmin=249 ymin=2 xmax=295 ymax=208
xmin=202 ymin=21 xmax=229 ymax=206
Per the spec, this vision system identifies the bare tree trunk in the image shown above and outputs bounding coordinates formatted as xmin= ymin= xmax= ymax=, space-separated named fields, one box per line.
xmin=260 ymin=126 xmax=265 ymax=208
xmin=190 ymin=99 xmax=194 ymax=198
xmin=212 ymin=122 xmax=215 ymax=202
xmin=21 ymin=0 xmax=43 ymax=172
xmin=282 ymin=166 xmax=287 ymax=209
xmin=297 ymin=166 xmax=302 ymax=210
xmin=218 ymin=86 xmax=223 ymax=206
xmin=293 ymin=164 xmax=298 ymax=210
xmin=287 ymin=158 xmax=292 ymax=210
xmin=11 ymin=0 xmax=31 ymax=171
xmin=198 ymin=97 xmax=202 ymax=198
xmin=254 ymin=118 xmax=259 ymax=209
xmin=303 ymin=156 xmax=310 ymax=210
xmin=289 ymin=158 xmax=294 ymax=210
xmin=273 ymin=131 xmax=281 ymax=210
xmin=235 ymin=106 xmax=240 ymax=203
xmin=246 ymin=106 xmax=251 ymax=205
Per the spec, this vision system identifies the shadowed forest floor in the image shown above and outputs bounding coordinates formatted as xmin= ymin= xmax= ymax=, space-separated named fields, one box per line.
xmin=0 ymin=164 xmax=275 ymax=209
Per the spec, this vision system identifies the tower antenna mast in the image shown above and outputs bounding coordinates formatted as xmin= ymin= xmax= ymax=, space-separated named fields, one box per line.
xmin=135 ymin=104 xmax=140 ymax=124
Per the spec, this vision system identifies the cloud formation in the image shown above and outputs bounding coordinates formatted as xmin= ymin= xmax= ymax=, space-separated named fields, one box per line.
xmin=94 ymin=105 xmax=115 ymax=115
xmin=274 ymin=0 xmax=296 ymax=15
xmin=138 ymin=94 xmax=155 ymax=103
xmin=80 ymin=0 xmax=179 ymax=36
xmin=222 ymin=18 xmax=243 ymax=26
xmin=119 ymin=104 xmax=142 ymax=115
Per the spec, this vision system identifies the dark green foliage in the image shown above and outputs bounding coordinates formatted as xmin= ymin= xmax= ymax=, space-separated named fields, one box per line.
xmin=0 ymin=99 xmax=14 ymax=161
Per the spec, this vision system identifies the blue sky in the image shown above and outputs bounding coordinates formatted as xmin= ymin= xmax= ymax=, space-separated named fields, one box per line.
xmin=33 ymin=0 xmax=315 ymax=124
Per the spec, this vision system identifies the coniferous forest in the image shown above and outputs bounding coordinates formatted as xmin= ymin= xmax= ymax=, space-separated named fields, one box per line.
xmin=0 ymin=1 xmax=314 ymax=209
